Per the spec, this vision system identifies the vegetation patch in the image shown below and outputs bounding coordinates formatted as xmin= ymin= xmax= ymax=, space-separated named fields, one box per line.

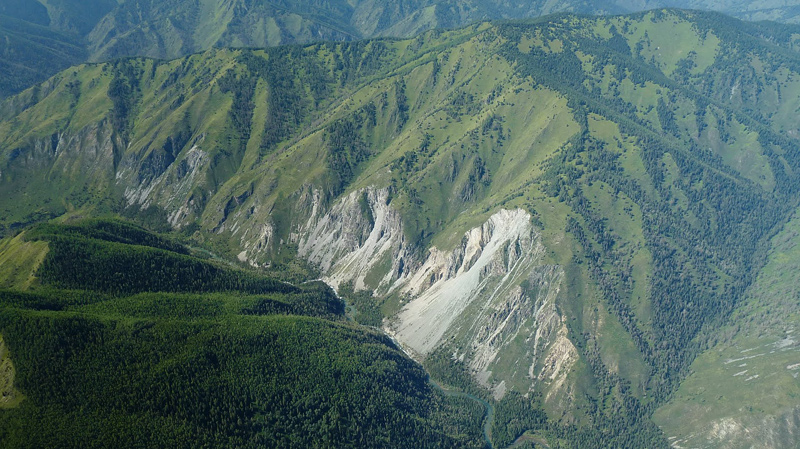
xmin=0 ymin=334 xmax=23 ymax=409
xmin=0 ymin=219 xmax=485 ymax=448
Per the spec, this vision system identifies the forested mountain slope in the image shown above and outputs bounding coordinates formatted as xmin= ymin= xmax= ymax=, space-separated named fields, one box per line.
xmin=667 ymin=0 xmax=800 ymax=23
xmin=4 ymin=0 xmax=800 ymax=98
xmin=3 ymin=8 xmax=800 ymax=448
xmin=0 ymin=218 xmax=487 ymax=448
xmin=0 ymin=14 xmax=86 ymax=99
xmin=655 ymin=208 xmax=800 ymax=448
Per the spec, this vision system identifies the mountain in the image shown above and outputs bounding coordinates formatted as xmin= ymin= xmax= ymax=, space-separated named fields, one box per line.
xmin=0 ymin=0 xmax=627 ymax=100
xmin=655 ymin=208 xmax=800 ymax=448
xmin=3 ymin=7 xmax=800 ymax=448
xmin=4 ymin=0 xmax=800 ymax=98
xmin=52 ymin=0 xmax=800 ymax=64
xmin=670 ymin=0 xmax=800 ymax=23
xmin=0 ymin=218 xmax=487 ymax=448
xmin=0 ymin=14 xmax=86 ymax=99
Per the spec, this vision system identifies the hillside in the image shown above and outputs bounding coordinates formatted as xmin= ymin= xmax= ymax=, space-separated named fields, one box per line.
xmin=3 ymin=8 xmax=800 ymax=447
xmin=654 ymin=208 xmax=800 ymax=448
xmin=0 ymin=218 xmax=487 ymax=448
xmin=4 ymin=0 xmax=800 ymax=98
xmin=675 ymin=0 xmax=800 ymax=23
xmin=0 ymin=14 xmax=86 ymax=98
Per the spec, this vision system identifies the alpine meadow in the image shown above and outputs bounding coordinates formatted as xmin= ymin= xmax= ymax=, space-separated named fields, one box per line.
xmin=2 ymin=3 xmax=800 ymax=449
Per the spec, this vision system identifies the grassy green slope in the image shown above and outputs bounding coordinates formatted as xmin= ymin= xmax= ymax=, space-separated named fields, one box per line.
xmin=1 ymin=0 xmax=789 ymax=99
xmin=0 ymin=14 xmax=86 ymax=98
xmin=676 ymin=0 xmax=800 ymax=23
xmin=83 ymin=0 xmax=630 ymax=62
xmin=654 ymin=208 xmax=800 ymax=448
xmin=5 ymin=0 xmax=800 ymax=100
xmin=0 ymin=219 xmax=486 ymax=448
xmin=4 ymin=9 xmax=800 ymax=447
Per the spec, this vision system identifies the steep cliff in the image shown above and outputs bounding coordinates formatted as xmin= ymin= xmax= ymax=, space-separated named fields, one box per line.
xmin=297 ymin=190 xmax=573 ymax=400
xmin=5 ymin=10 xmax=800 ymax=445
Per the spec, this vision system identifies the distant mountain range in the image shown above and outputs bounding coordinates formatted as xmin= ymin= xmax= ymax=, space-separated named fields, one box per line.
xmin=3 ymin=8 xmax=800 ymax=447
xmin=3 ymin=0 xmax=800 ymax=98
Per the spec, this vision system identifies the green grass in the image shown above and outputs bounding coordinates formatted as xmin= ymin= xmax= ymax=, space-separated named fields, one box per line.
xmin=0 ymin=333 xmax=23 ymax=409
xmin=615 ymin=10 xmax=721 ymax=76
xmin=0 ymin=218 xmax=486 ymax=448
xmin=0 ymin=234 xmax=48 ymax=290
xmin=6 ymin=10 xmax=800 ymax=446
xmin=655 ymin=208 xmax=800 ymax=448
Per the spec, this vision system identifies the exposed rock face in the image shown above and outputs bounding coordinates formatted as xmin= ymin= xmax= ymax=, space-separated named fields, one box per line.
xmin=669 ymin=408 xmax=800 ymax=449
xmin=298 ymin=187 xmax=409 ymax=292
xmin=391 ymin=209 xmax=546 ymax=351
xmin=2 ymin=113 xmax=579 ymax=398
xmin=5 ymin=120 xmax=117 ymax=182
xmin=1 ymin=113 xmax=579 ymax=400
xmin=298 ymin=187 xmax=574 ymax=399
xmin=119 ymin=135 xmax=210 ymax=227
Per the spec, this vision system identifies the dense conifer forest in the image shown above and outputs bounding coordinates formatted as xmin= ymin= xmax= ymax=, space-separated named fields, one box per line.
xmin=3 ymin=6 xmax=800 ymax=448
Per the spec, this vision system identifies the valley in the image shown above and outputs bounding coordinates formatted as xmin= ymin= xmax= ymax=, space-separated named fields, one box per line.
xmin=655 ymin=209 xmax=800 ymax=448
xmin=2 ymin=6 xmax=800 ymax=448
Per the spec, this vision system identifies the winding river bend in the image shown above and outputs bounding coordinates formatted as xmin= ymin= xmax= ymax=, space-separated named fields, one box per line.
xmin=426 ymin=382 xmax=550 ymax=449
xmin=429 ymin=379 xmax=495 ymax=448
xmin=338 ymin=286 xmax=546 ymax=449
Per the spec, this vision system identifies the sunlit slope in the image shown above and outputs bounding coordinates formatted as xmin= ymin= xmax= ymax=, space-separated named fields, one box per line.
xmin=6 ymin=0 xmax=800 ymax=99
xmin=68 ymin=0 xmax=625 ymax=62
xmin=675 ymin=0 xmax=800 ymax=23
xmin=654 ymin=208 xmax=800 ymax=449
xmin=0 ymin=219 xmax=486 ymax=448
xmin=4 ymin=9 xmax=800 ymax=446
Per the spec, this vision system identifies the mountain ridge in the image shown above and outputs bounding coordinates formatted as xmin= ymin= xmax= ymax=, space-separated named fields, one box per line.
xmin=0 ymin=218 xmax=489 ymax=448
xmin=4 ymin=8 xmax=800 ymax=447
xmin=3 ymin=0 xmax=800 ymax=98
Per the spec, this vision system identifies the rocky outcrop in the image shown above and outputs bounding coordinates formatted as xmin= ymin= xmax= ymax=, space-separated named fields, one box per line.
xmin=668 ymin=407 xmax=800 ymax=449
xmin=298 ymin=187 xmax=575 ymax=398
xmin=119 ymin=135 xmax=209 ymax=227
xmin=298 ymin=187 xmax=410 ymax=292
xmin=390 ymin=209 xmax=546 ymax=354
xmin=3 ymin=120 xmax=117 ymax=182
